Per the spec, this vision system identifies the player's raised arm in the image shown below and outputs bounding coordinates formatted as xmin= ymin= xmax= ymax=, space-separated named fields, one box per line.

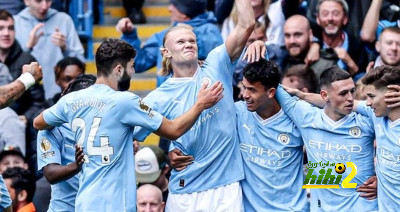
xmin=225 ymin=0 xmax=255 ymax=62
xmin=0 ymin=62 xmax=42 ymax=108
xmin=154 ymin=81 xmax=223 ymax=140
xmin=282 ymin=85 xmax=326 ymax=108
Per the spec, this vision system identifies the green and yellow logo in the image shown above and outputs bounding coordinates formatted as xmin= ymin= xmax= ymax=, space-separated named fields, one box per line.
xmin=302 ymin=161 xmax=357 ymax=189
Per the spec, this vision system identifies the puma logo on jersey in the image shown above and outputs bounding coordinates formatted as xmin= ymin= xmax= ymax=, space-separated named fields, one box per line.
xmin=243 ymin=124 xmax=252 ymax=134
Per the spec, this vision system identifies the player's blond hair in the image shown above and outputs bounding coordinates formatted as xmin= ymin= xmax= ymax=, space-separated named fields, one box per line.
xmin=160 ymin=24 xmax=194 ymax=76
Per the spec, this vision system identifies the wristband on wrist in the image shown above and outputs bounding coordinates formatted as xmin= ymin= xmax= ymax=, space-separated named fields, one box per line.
xmin=18 ymin=72 xmax=35 ymax=90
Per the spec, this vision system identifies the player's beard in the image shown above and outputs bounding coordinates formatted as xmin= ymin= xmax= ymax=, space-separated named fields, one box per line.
xmin=118 ymin=70 xmax=131 ymax=91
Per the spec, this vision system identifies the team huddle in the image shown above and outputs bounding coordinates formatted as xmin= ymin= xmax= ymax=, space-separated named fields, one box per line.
xmin=35 ymin=0 xmax=400 ymax=211
xmin=0 ymin=0 xmax=399 ymax=211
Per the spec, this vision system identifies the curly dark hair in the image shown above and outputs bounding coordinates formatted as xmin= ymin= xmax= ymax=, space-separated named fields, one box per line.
xmin=95 ymin=39 xmax=136 ymax=77
xmin=243 ymin=59 xmax=281 ymax=89
xmin=61 ymin=74 xmax=96 ymax=96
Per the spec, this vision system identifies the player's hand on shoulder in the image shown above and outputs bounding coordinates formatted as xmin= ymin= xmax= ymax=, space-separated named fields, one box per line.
xmin=282 ymin=85 xmax=301 ymax=97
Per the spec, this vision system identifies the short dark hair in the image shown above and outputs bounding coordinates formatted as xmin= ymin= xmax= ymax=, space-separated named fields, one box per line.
xmin=95 ymin=39 xmax=136 ymax=77
xmin=54 ymin=57 xmax=85 ymax=80
xmin=3 ymin=167 xmax=36 ymax=203
xmin=284 ymin=64 xmax=318 ymax=93
xmin=61 ymin=74 xmax=97 ymax=96
xmin=0 ymin=9 xmax=13 ymax=21
xmin=243 ymin=59 xmax=281 ymax=89
xmin=361 ymin=65 xmax=400 ymax=89
xmin=319 ymin=66 xmax=351 ymax=88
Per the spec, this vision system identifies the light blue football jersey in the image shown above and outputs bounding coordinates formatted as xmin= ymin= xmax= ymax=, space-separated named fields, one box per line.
xmin=356 ymin=101 xmax=400 ymax=212
xmin=0 ymin=176 xmax=11 ymax=210
xmin=43 ymin=84 xmax=163 ymax=212
xmin=235 ymin=101 xmax=309 ymax=211
xmin=37 ymin=124 xmax=78 ymax=212
xmin=276 ymin=85 xmax=377 ymax=212
xmin=134 ymin=44 xmax=244 ymax=194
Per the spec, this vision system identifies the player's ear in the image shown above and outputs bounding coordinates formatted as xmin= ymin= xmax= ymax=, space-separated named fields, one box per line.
xmin=161 ymin=47 xmax=171 ymax=58
xmin=268 ymin=87 xmax=276 ymax=98
xmin=321 ymin=90 xmax=329 ymax=102
xmin=113 ymin=64 xmax=123 ymax=77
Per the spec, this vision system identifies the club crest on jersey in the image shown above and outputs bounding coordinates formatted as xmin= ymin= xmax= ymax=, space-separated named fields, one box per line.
xmin=278 ymin=133 xmax=290 ymax=145
xmin=201 ymin=77 xmax=212 ymax=88
xmin=349 ymin=127 xmax=361 ymax=138
xmin=40 ymin=137 xmax=51 ymax=152
xmin=139 ymin=99 xmax=154 ymax=118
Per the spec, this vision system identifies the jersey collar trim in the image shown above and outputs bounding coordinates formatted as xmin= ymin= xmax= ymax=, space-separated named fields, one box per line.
xmin=253 ymin=109 xmax=284 ymax=126
xmin=168 ymin=65 xmax=201 ymax=83
xmin=322 ymin=108 xmax=351 ymax=128
xmin=389 ymin=118 xmax=400 ymax=128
